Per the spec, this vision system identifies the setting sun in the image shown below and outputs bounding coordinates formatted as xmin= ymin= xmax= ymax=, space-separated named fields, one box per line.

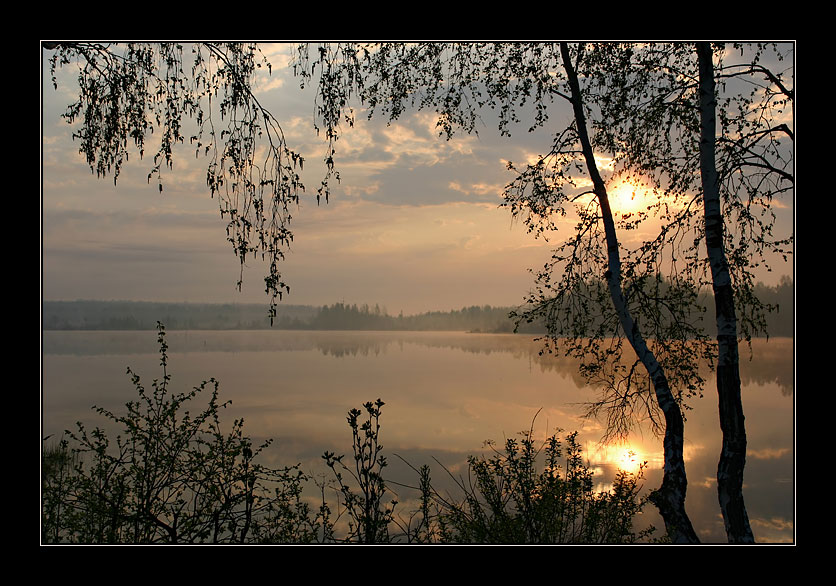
xmin=609 ymin=180 xmax=650 ymax=216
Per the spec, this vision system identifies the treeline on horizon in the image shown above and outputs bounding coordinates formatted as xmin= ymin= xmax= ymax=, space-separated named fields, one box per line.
xmin=43 ymin=277 xmax=793 ymax=337
xmin=42 ymin=300 xmax=536 ymax=334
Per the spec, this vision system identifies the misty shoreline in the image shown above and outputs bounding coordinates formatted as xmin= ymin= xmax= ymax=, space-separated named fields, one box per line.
xmin=41 ymin=300 xmax=541 ymax=334
xmin=42 ymin=279 xmax=793 ymax=336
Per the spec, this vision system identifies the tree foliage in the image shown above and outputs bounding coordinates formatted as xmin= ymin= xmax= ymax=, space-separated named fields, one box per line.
xmin=46 ymin=42 xmax=309 ymax=320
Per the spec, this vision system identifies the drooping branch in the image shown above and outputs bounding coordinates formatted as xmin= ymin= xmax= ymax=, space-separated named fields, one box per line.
xmin=46 ymin=42 xmax=307 ymax=321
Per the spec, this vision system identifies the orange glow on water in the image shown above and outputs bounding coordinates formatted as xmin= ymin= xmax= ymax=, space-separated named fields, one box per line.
xmin=591 ymin=442 xmax=646 ymax=475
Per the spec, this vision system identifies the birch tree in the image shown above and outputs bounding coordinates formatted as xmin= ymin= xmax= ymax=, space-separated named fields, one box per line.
xmin=557 ymin=44 xmax=698 ymax=541
xmin=580 ymin=42 xmax=793 ymax=543
xmin=697 ymin=42 xmax=792 ymax=543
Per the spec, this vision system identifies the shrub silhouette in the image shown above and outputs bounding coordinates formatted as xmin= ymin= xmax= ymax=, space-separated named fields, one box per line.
xmin=42 ymin=323 xmax=319 ymax=544
xmin=434 ymin=427 xmax=654 ymax=543
xmin=42 ymin=324 xmax=653 ymax=544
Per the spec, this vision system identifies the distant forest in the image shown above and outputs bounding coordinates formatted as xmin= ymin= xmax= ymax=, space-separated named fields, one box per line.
xmin=43 ymin=277 xmax=793 ymax=336
xmin=41 ymin=300 xmax=536 ymax=334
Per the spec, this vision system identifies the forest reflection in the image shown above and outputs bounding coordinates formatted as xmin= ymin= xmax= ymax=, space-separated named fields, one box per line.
xmin=43 ymin=329 xmax=793 ymax=396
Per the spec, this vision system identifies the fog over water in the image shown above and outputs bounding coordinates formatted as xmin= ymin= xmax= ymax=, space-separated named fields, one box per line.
xmin=42 ymin=329 xmax=794 ymax=543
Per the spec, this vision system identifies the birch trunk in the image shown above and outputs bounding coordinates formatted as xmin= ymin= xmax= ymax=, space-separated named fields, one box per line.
xmin=560 ymin=43 xmax=698 ymax=543
xmin=696 ymin=42 xmax=755 ymax=543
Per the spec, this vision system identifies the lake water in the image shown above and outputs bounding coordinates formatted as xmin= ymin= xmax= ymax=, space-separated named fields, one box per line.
xmin=41 ymin=329 xmax=794 ymax=543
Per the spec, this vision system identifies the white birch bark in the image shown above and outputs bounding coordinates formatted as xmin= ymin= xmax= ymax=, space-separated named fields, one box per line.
xmin=560 ymin=43 xmax=699 ymax=543
xmin=696 ymin=42 xmax=755 ymax=543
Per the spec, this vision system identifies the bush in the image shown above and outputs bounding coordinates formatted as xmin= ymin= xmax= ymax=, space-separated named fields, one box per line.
xmin=434 ymin=426 xmax=654 ymax=544
xmin=321 ymin=399 xmax=397 ymax=543
xmin=42 ymin=324 xmax=652 ymax=544
xmin=41 ymin=323 xmax=319 ymax=544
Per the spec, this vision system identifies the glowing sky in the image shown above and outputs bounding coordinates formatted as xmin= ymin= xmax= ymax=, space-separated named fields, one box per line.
xmin=40 ymin=44 xmax=794 ymax=315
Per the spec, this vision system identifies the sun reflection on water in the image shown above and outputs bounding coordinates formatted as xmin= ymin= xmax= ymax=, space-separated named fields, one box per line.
xmin=590 ymin=442 xmax=647 ymax=476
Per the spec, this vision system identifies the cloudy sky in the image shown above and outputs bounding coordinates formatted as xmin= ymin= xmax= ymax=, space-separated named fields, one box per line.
xmin=41 ymin=43 xmax=794 ymax=316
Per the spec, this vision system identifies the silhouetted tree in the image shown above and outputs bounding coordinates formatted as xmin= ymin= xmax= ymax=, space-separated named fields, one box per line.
xmin=579 ymin=42 xmax=793 ymax=543
xmin=44 ymin=41 xmax=793 ymax=542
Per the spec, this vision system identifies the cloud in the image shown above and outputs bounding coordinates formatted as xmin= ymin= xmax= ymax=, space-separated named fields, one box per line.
xmin=289 ymin=104 xmax=519 ymax=207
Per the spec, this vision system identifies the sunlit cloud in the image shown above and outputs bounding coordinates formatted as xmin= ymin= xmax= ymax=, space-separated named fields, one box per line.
xmin=698 ymin=476 xmax=716 ymax=489
xmin=381 ymin=122 xmax=449 ymax=167
xmin=749 ymin=517 xmax=794 ymax=543
xmin=257 ymin=75 xmax=286 ymax=93
xmin=41 ymin=45 xmax=793 ymax=313
xmin=448 ymin=180 xmax=503 ymax=199
xmin=751 ymin=517 xmax=794 ymax=531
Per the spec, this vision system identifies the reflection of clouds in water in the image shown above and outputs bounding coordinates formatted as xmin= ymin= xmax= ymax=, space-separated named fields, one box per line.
xmin=750 ymin=517 xmax=794 ymax=544
xmin=697 ymin=476 xmax=716 ymax=489
xmin=748 ymin=447 xmax=792 ymax=460
xmin=43 ymin=329 xmax=793 ymax=543
xmin=682 ymin=443 xmax=705 ymax=465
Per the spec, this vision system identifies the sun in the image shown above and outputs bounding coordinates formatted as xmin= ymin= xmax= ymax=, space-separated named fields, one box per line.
xmin=609 ymin=180 xmax=650 ymax=217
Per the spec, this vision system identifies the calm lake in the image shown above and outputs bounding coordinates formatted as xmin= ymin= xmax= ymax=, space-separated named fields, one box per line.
xmin=41 ymin=329 xmax=794 ymax=543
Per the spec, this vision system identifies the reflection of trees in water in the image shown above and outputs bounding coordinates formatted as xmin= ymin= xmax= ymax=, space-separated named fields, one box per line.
xmin=44 ymin=330 xmax=792 ymax=396
xmin=356 ymin=333 xmax=794 ymax=398
xmin=315 ymin=338 xmax=388 ymax=358
xmin=735 ymin=339 xmax=794 ymax=397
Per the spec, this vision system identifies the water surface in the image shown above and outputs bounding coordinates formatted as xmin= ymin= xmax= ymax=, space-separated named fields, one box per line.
xmin=42 ymin=329 xmax=794 ymax=543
